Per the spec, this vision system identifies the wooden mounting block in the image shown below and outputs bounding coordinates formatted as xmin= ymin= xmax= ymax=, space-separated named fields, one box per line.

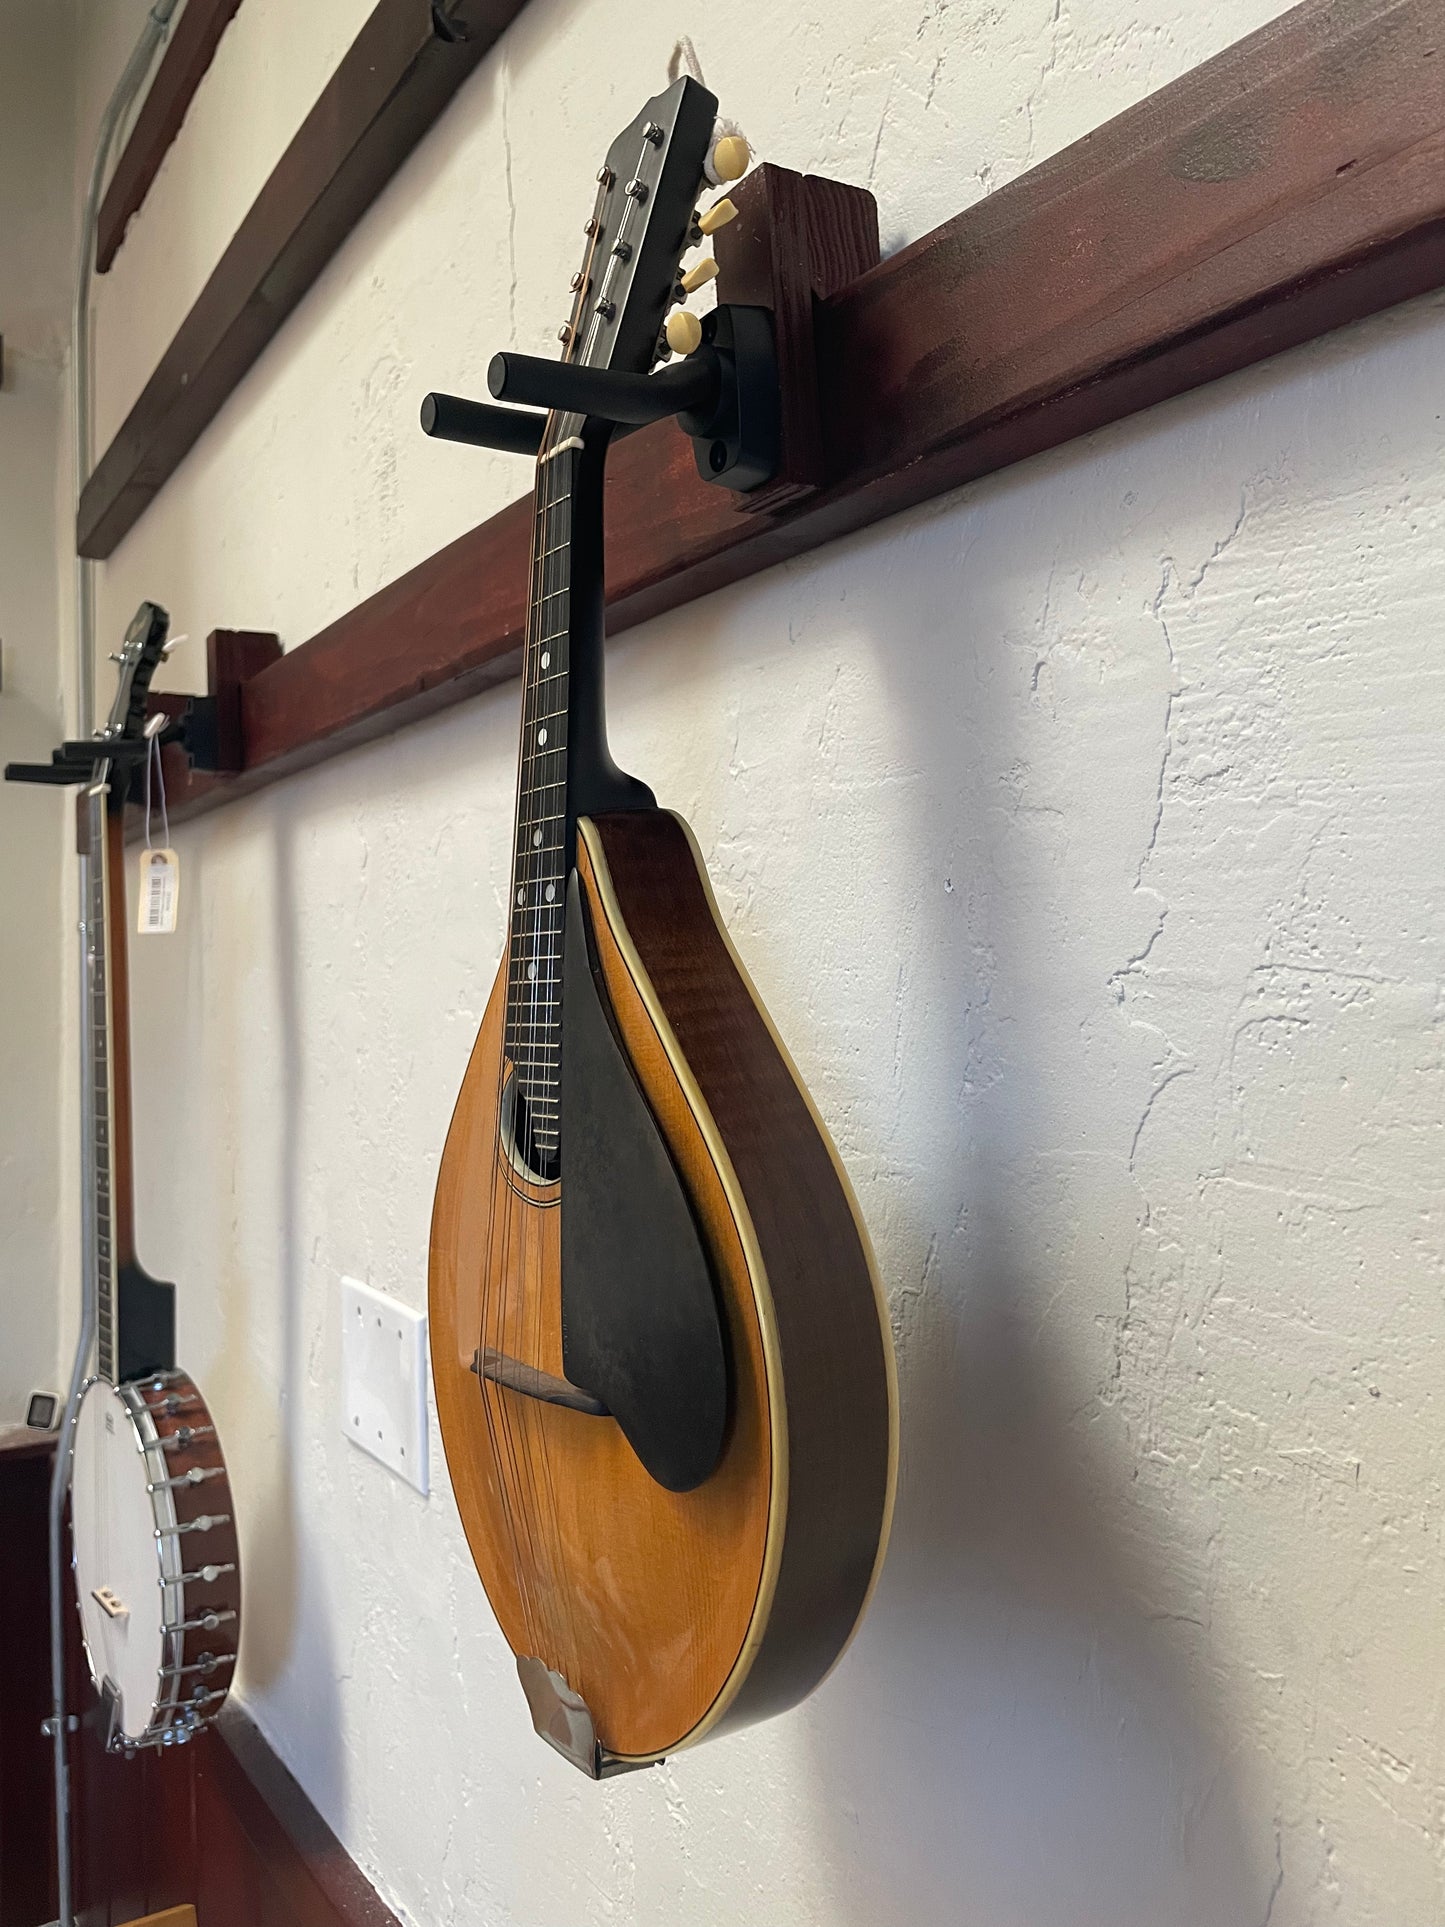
xmin=129 ymin=628 xmax=280 ymax=837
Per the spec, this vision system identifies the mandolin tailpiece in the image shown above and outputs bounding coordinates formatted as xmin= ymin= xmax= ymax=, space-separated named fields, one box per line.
xmin=515 ymin=1656 xmax=658 ymax=1779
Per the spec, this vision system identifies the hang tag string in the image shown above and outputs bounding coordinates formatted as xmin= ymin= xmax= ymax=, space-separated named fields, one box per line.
xmin=144 ymin=730 xmax=170 ymax=851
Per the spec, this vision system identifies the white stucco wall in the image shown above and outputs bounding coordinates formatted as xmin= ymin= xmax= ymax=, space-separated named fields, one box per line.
xmin=0 ymin=0 xmax=75 ymax=1415
xmin=53 ymin=2 xmax=1445 ymax=1922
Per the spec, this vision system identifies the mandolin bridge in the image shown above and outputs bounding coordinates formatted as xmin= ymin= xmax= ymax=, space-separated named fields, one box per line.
xmin=471 ymin=1347 xmax=609 ymax=1418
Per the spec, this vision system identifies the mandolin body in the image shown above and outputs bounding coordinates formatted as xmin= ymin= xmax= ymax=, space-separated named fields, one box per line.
xmin=429 ymin=809 xmax=896 ymax=1765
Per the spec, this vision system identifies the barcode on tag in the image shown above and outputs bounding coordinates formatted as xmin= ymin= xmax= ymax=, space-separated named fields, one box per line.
xmin=137 ymin=848 xmax=180 ymax=935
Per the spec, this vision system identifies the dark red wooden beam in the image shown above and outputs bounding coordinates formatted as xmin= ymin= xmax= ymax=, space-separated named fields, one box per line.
xmin=152 ymin=0 xmax=1445 ymax=826
xmin=95 ymin=0 xmax=248 ymax=276
xmin=79 ymin=0 xmax=532 ymax=561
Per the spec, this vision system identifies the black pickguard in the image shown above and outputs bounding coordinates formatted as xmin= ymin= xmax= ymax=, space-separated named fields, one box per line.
xmin=559 ymin=872 xmax=728 ymax=1493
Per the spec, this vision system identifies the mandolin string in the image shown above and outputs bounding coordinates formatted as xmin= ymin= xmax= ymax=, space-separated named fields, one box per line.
xmin=485 ymin=171 xmax=610 ymax=1678
xmin=518 ymin=175 xmax=611 ymax=1679
xmin=500 ymin=424 xmax=568 ymax=1660
xmin=528 ymin=439 xmax=584 ymax=1680
xmin=523 ymin=433 xmax=585 ymax=1676
xmin=481 ymin=411 xmax=561 ymax=1663
xmin=498 ymin=415 xmax=580 ymax=1669
xmin=527 ymin=160 xmax=632 ymax=1684
xmin=509 ymin=437 xmax=564 ymax=1666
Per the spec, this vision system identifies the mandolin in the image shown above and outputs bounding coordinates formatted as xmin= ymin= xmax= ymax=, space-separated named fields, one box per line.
xmin=16 ymin=606 xmax=242 ymax=1753
xmin=428 ymin=79 xmax=896 ymax=1777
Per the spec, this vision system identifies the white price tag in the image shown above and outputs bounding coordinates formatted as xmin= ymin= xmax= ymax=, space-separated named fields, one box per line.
xmin=137 ymin=848 xmax=180 ymax=935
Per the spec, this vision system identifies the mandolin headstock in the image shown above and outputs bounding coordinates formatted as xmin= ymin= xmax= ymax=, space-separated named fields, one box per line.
xmin=558 ymin=76 xmax=746 ymax=382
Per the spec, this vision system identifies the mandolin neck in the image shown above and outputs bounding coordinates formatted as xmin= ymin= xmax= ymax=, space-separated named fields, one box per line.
xmin=503 ymin=423 xmax=651 ymax=1174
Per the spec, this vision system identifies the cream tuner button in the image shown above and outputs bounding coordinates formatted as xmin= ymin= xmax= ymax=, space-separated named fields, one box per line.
xmin=708 ymin=134 xmax=750 ymax=184
xmin=680 ymin=257 xmax=719 ymax=295
xmin=697 ymin=198 xmax=738 ymax=236
xmin=665 ymin=309 xmax=704 ymax=356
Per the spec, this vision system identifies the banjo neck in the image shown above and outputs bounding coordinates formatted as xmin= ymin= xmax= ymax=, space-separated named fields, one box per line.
xmin=82 ymin=759 xmax=174 ymax=1387
xmin=84 ymin=779 xmax=137 ymax=1385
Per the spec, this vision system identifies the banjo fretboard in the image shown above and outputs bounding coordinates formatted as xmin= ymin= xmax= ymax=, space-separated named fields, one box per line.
xmin=86 ymin=780 xmax=119 ymax=1384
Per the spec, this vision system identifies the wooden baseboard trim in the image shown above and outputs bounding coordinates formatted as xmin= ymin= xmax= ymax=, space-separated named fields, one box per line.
xmin=204 ymin=1704 xmax=403 ymax=1927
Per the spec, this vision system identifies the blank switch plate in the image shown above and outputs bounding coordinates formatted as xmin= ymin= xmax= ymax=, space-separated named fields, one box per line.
xmin=340 ymin=1276 xmax=429 ymax=1495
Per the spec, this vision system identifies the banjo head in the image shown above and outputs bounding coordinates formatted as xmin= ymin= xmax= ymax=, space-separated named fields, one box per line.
xmin=71 ymin=1373 xmax=240 ymax=1748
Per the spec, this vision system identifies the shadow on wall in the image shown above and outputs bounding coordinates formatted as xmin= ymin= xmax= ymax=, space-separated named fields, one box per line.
xmin=799 ymin=483 xmax=1271 ymax=1927
xmin=201 ymin=811 xmax=346 ymax=1814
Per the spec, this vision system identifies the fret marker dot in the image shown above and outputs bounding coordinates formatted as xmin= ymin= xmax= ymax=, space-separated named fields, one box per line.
xmin=516 ymin=888 xmax=524 ymax=906
xmin=545 ymin=883 xmax=555 ymax=903
xmin=528 ymin=962 xmax=538 ymax=981
xmin=540 ymin=652 xmax=550 ymax=669
xmin=533 ymin=828 xmax=542 ymax=847
xmin=538 ymin=727 xmax=548 ymax=746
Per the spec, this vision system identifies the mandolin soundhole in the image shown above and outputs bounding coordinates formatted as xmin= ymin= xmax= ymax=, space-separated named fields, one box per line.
xmin=499 ymin=1064 xmax=560 ymax=1185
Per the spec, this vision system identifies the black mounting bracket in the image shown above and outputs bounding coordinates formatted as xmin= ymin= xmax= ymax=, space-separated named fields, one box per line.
xmin=420 ymin=302 xmax=780 ymax=493
xmin=5 ymin=696 xmax=226 ymax=793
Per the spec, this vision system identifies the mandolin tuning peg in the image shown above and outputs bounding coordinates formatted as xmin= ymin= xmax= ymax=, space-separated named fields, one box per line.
xmin=696 ymin=197 xmax=738 ymax=237
xmin=706 ymin=128 xmax=750 ymax=186
xmin=665 ymin=309 xmax=704 ymax=356
xmin=679 ymin=257 xmax=719 ymax=295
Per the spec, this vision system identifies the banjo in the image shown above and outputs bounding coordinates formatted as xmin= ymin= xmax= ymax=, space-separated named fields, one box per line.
xmin=65 ymin=605 xmax=242 ymax=1752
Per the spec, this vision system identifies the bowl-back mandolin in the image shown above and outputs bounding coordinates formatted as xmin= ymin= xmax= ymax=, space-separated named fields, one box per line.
xmin=428 ymin=78 xmax=896 ymax=1777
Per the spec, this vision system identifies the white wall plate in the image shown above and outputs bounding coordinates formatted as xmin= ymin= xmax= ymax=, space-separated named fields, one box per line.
xmin=340 ymin=1276 xmax=429 ymax=1496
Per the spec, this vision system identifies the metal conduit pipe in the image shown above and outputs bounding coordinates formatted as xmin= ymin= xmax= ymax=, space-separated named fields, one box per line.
xmin=50 ymin=8 xmax=182 ymax=1923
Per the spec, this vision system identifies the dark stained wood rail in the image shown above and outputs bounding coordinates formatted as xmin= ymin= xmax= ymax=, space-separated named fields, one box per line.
xmin=95 ymin=0 xmax=248 ymax=275
xmin=79 ymin=0 xmax=531 ymax=560
xmin=138 ymin=0 xmax=1445 ymax=826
